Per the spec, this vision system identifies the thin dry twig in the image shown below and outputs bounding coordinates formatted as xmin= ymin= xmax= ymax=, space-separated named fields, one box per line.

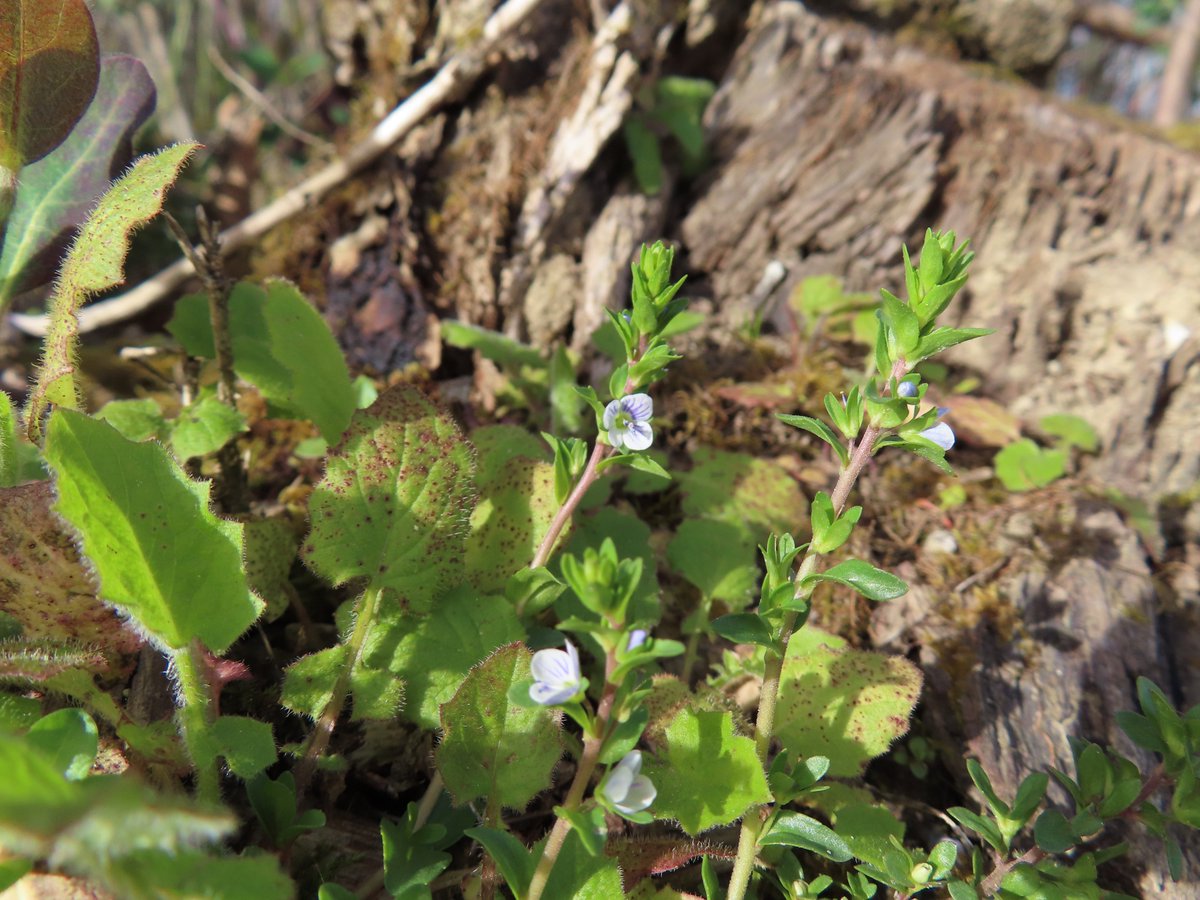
xmin=205 ymin=44 xmax=330 ymax=149
xmin=10 ymin=0 xmax=551 ymax=338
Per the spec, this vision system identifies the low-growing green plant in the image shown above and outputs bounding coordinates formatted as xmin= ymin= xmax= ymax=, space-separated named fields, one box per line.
xmin=623 ymin=76 xmax=716 ymax=195
xmin=0 ymin=10 xmax=1196 ymax=893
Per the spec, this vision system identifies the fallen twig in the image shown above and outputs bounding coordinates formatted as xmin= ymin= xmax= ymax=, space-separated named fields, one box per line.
xmin=10 ymin=0 xmax=550 ymax=337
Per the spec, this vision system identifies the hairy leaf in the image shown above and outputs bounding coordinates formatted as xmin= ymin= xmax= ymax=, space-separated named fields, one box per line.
xmin=301 ymin=385 xmax=474 ymax=607
xmin=0 ymin=480 xmax=141 ymax=660
xmin=387 ymin=587 xmax=523 ymax=730
xmin=27 ymin=143 xmax=196 ymax=439
xmin=44 ymin=409 xmax=261 ymax=653
xmin=436 ymin=643 xmax=562 ymax=810
xmin=775 ymin=629 xmax=921 ymax=777
xmin=678 ymin=448 xmax=807 ymax=543
xmin=642 ymin=708 xmax=770 ymax=835
xmin=667 ymin=518 xmax=757 ymax=605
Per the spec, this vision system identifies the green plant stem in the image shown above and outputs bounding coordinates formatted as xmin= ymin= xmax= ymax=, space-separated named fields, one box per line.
xmin=173 ymin=639 xmax=220 ymax=804
xmin=530 ymin=438 xmax=610 ymax=569
xmin=726 ymin=360 xmax=906 ymax=900
xmin=294 ymin=585 xmax=383 ymax=797
xmin=0 ymin=165 xmax=15 ymax=234
xmin=681 ymin=629 xmax=702 ymax=684
xmin=979 ymin=845 xmax=1047 ymax=897
xmin=526 ymin=649 xmax=619 ymax=900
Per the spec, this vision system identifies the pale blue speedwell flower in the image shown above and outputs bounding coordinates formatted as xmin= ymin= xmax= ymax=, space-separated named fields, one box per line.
xmin=897 ymin=381 xmax=919 ymax=399
xmin=601 ymin=751 xmax=656 ymax=815
xmin=626 ymin=629 xmax=648 ymax=651
xmin=920 ymin=408 xmax=955 ymax=451
xmin=529 ymin=640 xmax=583 ymax=705
xmin=603 ymin=394 xmax=654 ymax=452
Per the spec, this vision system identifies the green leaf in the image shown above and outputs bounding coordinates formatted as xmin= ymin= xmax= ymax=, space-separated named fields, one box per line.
xmin=1039 ymin=414 xmax=1098 ymax=453
xmin=386 ymin=587 xmax=524 ymax=730
xmin=642 ymin=708 xmax=770 ymax=835
xmin=880 ymin=290 xmax=919 ymax=357
xmin=199 ymin=716 xmax=276 ymax=778
xmin=912 ymin=326 xmax=992 ymax=362
xmin=775 ymin=628 xmax=921 ymax=777
xmin=760 ymin=811 xmax=853 ymax=862
xmin=0 ymin=0 xmax=99 ymax=170
xmin=1012 ymin=771 xmax=1049 ymax=822
xmin=95 ymin=398 xmax=167 ymax=442
xmin=466 ymin=826 xmax=535 ymax=897
xmin=801 ymin=559 xmax=908 ymax=602
xmin=248 ymin=771 xmax=324 ymax=847
xmin=301 ymin=385 xmax=474 ymax=608
xmin=875 ymin=435 xmax=953 ymax=474
xmin=948 ymin=806 xmax=1005 ymax=853
xmin=381 ymin=815 xmax=451 ymax=898
xmin=44 ymin=409 xmax=261 ymax=653
xmin=0 ymin=858 xmax=31 ymax=891
xmin=1033 ymin=808 xmax=1075 ymax=854
xmin=834 ymin=805 xmax=907 ymax=878
xmin=0 ymin=55 xmax=154 ymax=302
xmin=1115 ymin=711 xmax=1167 ymax=754
xmin=667 ymin=518 xmax=758 ymax=605
xmin=26 ymin=143 xmax=196 ymax=439
xmin=776 ymin=414 xmax=848 ymax=466
xmin=168 ymin=280 xmax=355 ymax=442
xmin=994 ymin=439 xmax=1066 ymax=492
xmin=440 ymin=319 xmax=545 ymax=369
xmin=466 ymin=429 xmax=558 ymax=591
xmin=966 ymin=758 xmax=1009 ymax=817
xmin=558 ymin=508 xmax=660 ymax=623
xmin=169 ymin=393 xmax=247 ymax=459
xmin=242 ymin=517 xmax=300 ymax=623
xmin=624 ymin=116 xmax=664 ymax=195
xmin=0 ymin=390 xmax=17 ymax=486
xmin=318 ymin=884 xmax=358 ymax=900
xmin=436 ymin=643 xmax=562 ymax=810
xmin=26 ymin=708 xmax=97 ymax=780
xmin=711 ymin=613 xmax=777 ymax=649
xmin=541 ymin=829 xmax=625 ymax=898
xmin=678 ymin=448 xmax=808 ymax=543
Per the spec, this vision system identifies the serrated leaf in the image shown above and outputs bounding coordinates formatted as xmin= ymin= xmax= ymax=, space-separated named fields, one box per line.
xmin=0 ymin=55 xmax=154 ymax=302
xmin=678 ymin=448 xmax=808 ymax=543
xmin=802 ymin=559 xmax=908 ymax=602
xmin=301 ymin=385 xmax=474 ymax=608
xmin=436 ymin=643 xmax=562 ymax=810
xmin=466 ymin=431 xmax=558 ymax=592
xmin=0 ymin=481 xmax=141 ymax=659
xmin=775 ymin=628 xmax=921 ymax=777
xmin=242 ymin=517 xmax=300 ymax=623
xmin=27 ymin=143 xmax=196 ymax=439
xmin=169 ymin=393 xmax=247 ymax=460
xmin=168 ymin=280 xmax=355 ymax=442
xmin=387 ymin=587 xmax=524 ymax=730
xmin=382 ymin=816 xmax=451 ymax=898
xmin=667 ymin=518 xmax=757 ymax=605
xmin=26 ymin=708 xmax=97 ymax=780
xmin=95 ymin=398 xmax=167 ymax=443
xmin=43 ymin=411 xmax=260 ymax=653
xmin=641 ymin=708 xmax=770 ymax=835
xmin=0 ymin=0 xmax=99 ymax=170
xmin=760 ymin=811 xmax=853 ymax=862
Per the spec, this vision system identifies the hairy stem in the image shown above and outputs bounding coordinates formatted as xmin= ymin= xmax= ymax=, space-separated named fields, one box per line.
xmin=979 ymin=845 xmax=1047 ymax=896
xmin=530 ymin=439 xmax=610 ymax=570
xmin=294 ymin=585 xmax=383 ymax=797
xmin=526 ymin=650 xmax=618 ymax=900
xmin=726 ymin=360 xmax=906 ymax=900
xmin=173 ymin=639 xmax=220 ymax=804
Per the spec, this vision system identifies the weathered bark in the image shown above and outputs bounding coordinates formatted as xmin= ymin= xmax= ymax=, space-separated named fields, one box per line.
xmin=674 ymin=4 xmax=1200 ymax=891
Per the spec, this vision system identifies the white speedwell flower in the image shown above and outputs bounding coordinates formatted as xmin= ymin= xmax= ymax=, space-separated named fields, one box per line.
xmin=601 ymin=751 xmax=656 ymax=815
xmin=603 ymin=393 xmax=654 ymax=452
xmin=920 ymin=407 xmax=955 ymax=451
xmin=529 ymin=640 xmax=583 ymax=706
